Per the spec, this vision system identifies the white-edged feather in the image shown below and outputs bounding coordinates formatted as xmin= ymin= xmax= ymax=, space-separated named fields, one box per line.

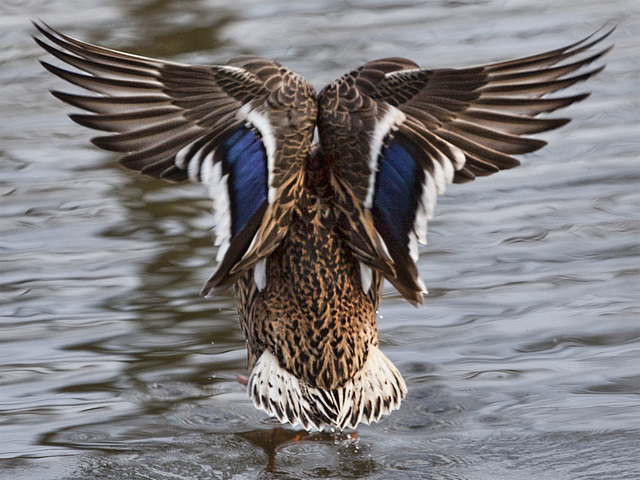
xmin=203 ymin=159 xmax=232 ymax=262
xmin=174 ymin=140 xmax=193 ymax=171
xmin=413 ymin=203 xmax=429 ymax=245
xmin=359 ymin=262 xmax=373 ymax=294
xmin=438 ymin=141 xmax=458 ymax=183
xmin=412 ymin=169 xmax=438 ymax=246
xmin=430 ymin=154 xmax=449 ymax=195
xmin=407 ymin=129 xmax=465 ymax=252
xmin=365 ymin=105 xmax=406 ymax=209
xmin=421 ymin=171 xmax=438 ymax=220
xmin=253 ymin=257 xmax=267 ymax=291
xmin=408 ymin=232 xmax=419 ymax=263
xmin=216 ymin=65 xmax=247 ymax=75
xmin=239 ymin=104 xmax=277 ymax=203
xmin=385 ymin=68 xmax=421 ymax=78
xmin=448 ymin=142 xmax=466 ymax=171
xmin=247 ymin=347 xmax=407 ymax=431
xmin=199 ymin=150 xmax=214 ymax=184
xmin=417 ymin=274 xmax=428 ymax=295
xmin=188 ymin=146 xmax=205 ymax=181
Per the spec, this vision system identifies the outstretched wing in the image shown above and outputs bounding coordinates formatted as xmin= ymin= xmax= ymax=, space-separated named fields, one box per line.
xmin=34 ymin=22 xmax=317 ymax=294
xmin=318 ymin=28 xmax=613 ymax=304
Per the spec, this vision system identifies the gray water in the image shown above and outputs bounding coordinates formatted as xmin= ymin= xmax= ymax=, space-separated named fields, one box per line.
xmin=1 ymin=0 xmax=639 ymax=478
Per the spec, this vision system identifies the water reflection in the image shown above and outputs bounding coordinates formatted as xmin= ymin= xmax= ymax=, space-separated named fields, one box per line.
xmin=239 ymin=428 xmax=361 ymax=475
xmin=119 ymin=3 xmax=235 ymax=58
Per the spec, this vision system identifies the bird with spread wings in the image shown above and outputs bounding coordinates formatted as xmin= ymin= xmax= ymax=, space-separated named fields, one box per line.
xmin=35 ymin=22 xmax=612 ymax=431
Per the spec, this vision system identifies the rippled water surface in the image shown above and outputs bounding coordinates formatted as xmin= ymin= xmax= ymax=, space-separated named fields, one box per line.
xmin=1 ymin=0 xmax=639 ymax=478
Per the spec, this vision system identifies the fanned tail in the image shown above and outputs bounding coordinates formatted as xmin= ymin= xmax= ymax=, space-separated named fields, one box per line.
xmin=247 ymin=347 xmax=407 ymax=431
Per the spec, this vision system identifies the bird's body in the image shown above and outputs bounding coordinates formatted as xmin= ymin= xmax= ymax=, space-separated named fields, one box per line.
xmin=234 ymin=177 xmax=404 ymax=430
xmin=237 ymin=205 xmax=381 ymax=390
xmin=35 ymin=22 xmax=612 ymax=431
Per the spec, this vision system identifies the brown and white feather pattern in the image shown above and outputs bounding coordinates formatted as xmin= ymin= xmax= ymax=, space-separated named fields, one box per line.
xmin=36 ymin=23 xmax=612 ymax=431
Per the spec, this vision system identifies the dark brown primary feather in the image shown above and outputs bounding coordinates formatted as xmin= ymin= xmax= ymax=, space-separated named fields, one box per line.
xmin=35 ymin=23 xmax=251 ymax=182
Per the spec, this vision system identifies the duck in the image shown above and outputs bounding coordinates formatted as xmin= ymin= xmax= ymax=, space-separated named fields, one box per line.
xmin=34 ymin=22 xmax=612 ymax=431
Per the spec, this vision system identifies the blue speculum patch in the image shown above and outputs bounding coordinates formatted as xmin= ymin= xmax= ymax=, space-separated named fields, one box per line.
xmin=222 ymin=127 xmax=268 ymax=236
xmin=373 ymin=132 xmax=424 ymax=246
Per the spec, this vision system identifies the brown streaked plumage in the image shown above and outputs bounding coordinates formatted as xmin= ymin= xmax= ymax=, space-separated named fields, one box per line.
xmin=34 ymin=21 xmax=612 ymax=430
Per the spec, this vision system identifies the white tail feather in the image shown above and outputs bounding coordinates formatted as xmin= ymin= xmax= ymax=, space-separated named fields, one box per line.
xmin=247 ymin=347 xmax=407 ymax=431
